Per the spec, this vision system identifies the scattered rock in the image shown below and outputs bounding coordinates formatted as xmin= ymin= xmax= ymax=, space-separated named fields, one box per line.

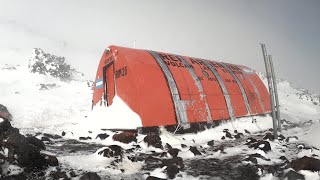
xmin=168 ymin=148 xmax=181 ymax=158
xmin=79 ymin=172 xmax=101 ymax=180
xmin=51 ymin=171 xmax=68 ymax=180
xmin=95 ymin=133 xmax=109 ymax=140
xmin=279 ymin=156 xmax=289 ymax=162
xmin=263 ymin=132 xmax=274 ymax=141
xmin=234 ymin=133 xmax=244 ymax=139
xmin=112 ymin=131 xmax=137 ymax=144
xmin=249 ymin=141 xmax=271 ymax=152
xmin=245 ymin=129 xmax=251 ymax=134
xmin=221 ymin=136 xmax=226 ymax=140
xmin=144 ymin=134 xmax=163 ymax=149
xmin=245 ymin=137 xmax=257 ymax=145
xmin=98 ymin=145 xmax=123 ymax=162
xmin=278 ymin=134 xmax=286 ymax=141
xmin=207 ymin=140 xmax=214 ymax=146
xmin=285 ymin=170 xmax=305 ymax=180
xmin=181 ymin=144 xmax=187 ymax=148
xmin=225 ymin=131 xmax=233 ymax=139
xmin=290 ymin=156 xmax=320 ymax=171
xmin=62 ymin=131 xmax=66 ymax=136
xmin=79 ymin=136 xmax=92 ymax=140
xmin=41 ymin=136 xmax=52 ymax=142
xmin=162 ymin=157 xmax=184 ymax=169
xmin=166 ymin=165 xmax=180 ymax=179
xmin=189 ymin=146 xmax=202 ymax=156
xmin=41 ymin=153 xmax=59 ymax=166
xmin=165 ymin=143 xmax=172 ymax=150
xmin=43 ymin=133 xmax=62 ymax=139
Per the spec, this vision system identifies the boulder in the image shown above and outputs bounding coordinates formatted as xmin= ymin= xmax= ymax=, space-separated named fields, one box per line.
xmin=168 ymin=148 xmax=181 ymax=158
xmin=79 ymin=172 xmax=101 ymax=180
xmin=207 ymin=140 xmax=214 ymax=146
xmin=162 ymin=157 xmax=184 ymax=169
xmin=112 ymin=131 xmax=137 ymax=144
xmin=98 ymin=145 xmax=123 ymax=162
xmin=0 ymin=104 xmax=12 ymax=120
xmin=263 ymin=132 xmax=274 ymax=141
xmin=26 ymin=136 xmax=46 ymax=150
xmin=144 ymin=134 xmax=163 ymax=149
xmin=166 ymin=165 xmax=180 ymax=179
xmin=95 ymin=133 xmax=109 ymax=140
xmin=189 ymin=146 xmax=202 ymax=156
xmin=285 ymin=170 xmax=305 ymax=180
xmin=249 ymin=141 xmax=271 ymax=152
xmin=290 ymin=156 xmax=320 ymax=171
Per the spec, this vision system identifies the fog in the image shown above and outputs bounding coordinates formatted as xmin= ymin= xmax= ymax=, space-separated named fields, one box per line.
xmin=0 ymin=0 xmax=319 ymax=93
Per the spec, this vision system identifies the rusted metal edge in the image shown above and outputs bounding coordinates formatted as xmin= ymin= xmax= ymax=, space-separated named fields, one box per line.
xmin=220 ymin=63 xmax=252 ymax=116
xmin=147 ymin=51 xmax=189 ymax=127
xmin=176 ymin=55 xmax=213 ymax=122
xmin=202 ymin=60 xmax=235 ymax=120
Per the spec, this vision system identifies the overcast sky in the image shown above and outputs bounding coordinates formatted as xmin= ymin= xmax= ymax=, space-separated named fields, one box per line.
xmin=0 ymin=0 xmax=319 ymax=93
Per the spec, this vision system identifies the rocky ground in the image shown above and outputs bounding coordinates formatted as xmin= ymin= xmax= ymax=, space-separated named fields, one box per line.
xmin=1 ymin=111 xmax=320 ymax=179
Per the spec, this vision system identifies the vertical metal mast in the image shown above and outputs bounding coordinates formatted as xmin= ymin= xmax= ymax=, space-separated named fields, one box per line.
xmin=268 ymin=55 xmax=281 ymax=132
xmin=261 ymin=43 xmax=278 ymax=139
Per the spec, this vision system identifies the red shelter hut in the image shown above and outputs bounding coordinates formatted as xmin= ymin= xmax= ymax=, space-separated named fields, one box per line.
xmin=92 ymin=45 xmax=271 ymax=129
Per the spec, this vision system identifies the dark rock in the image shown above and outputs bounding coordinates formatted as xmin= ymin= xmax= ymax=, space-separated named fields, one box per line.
xmin=43 ymin=133 xmax=62 ymax=139
xmin=79 ymin=136 xmax=92 ymax=140
xmin=245 ymin=129 xmax=251 ymax=134
xmin=181 ymin=144 xmax=187 ymax=148
xmin=4 ymin=130 xmax=47 ymax=168
xmin=41 ymin=153 xmax=59 ymax=166
xmin=207 ymin=140 xmax=214 ymax=146
xmin=26 ymin=136 xmax=46 ymax=150
xmin=0 ymin=104 xmax=12 ymax=120
xmin=285 ymin=170 xmax=305 ymax=180
xmin=98 ymin=145 xmax=123 ymax=162
xmin=249 ymin=141 xmax=271 ymax=152
xmin=245 ymin=137 xmax=257 ymax=145
xmin=221 ymin=136 xmax=226 ymax=140
xmin=278 ymin=134 xmax=286 ymax=141
xmin=0 ymin=118 xmax=13 ymax=136
xmin=189 ymin=146 xmax=202 ymax=156
xmin=234 ymin=130 xmax=238 ymax=134
xmin=41 ymin=136 xmax=52 ymax=142
xmin=145 ymin=156 xmax=162 ymax=164
xmin=69 ymin=171 xmax=77 ymax=177
xmin=79 ymin=172 xmax=101 ymax=180
xmin=51 ymin=171 xmax=68 ymax=180
xmin=225 ymin=131 xmax=233 ymax=139
xmin=290 ymin=156 xmax=320 ymax=171
xmin=95 ymin=133 xmax=109 ymax=140
xmin=234 ymin=133 xmax=244 ymax=139
xmin=165 ymin=143 xmax=172 ymax=150
xmin=162 ymin=157 xmax=184 ymax=169
xmin=166 ymin=165 xmax=180 ymax=179
xmin=62 ymin=131 xmax=66 ymax=136
xmin=237 ymin=165 xmax=260 ymax=180
xmin=146 ymin=176 xmax=166 ymax=180
xmin=223 ymin=129 xmax=229 ymax=132
xmin=144 ymin=134 xmax=163 ymax=149
xmin=168 ymin=148 xmax=181 ymax=158
xmin=112 ymin=131 xmax=137 ymax=144
xmin=263 ymin=132 xmax=274 ymax=141
xmin=244 ymin=156 xmax=258 ymax=164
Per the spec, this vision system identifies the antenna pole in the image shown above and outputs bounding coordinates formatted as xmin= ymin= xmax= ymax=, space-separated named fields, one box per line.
xmin=268 ymin=55 xmax=281 ymax=132
xmin=261 ymin=43 xmax=278 ymax=139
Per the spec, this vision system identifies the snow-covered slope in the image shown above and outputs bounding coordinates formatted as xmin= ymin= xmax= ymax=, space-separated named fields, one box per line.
xmin=1 ymin=52 xmax=320 ymax=179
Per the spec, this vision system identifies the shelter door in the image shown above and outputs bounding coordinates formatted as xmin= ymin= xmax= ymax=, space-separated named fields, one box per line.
xmin=103 ymin=62 xmax=115 ymax=106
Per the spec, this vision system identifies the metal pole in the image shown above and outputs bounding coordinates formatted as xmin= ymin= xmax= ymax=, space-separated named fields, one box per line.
xmin=268 ymin=55 xmax=282 ymax=132
xmin=261 ymin=43 xmax=278 ymax=139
